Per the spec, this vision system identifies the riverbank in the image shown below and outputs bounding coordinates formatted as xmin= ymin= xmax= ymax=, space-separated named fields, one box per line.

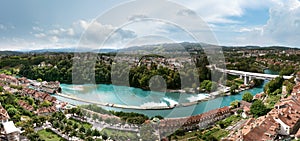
xmin=56 ymin=92 xmax=212 ymax=110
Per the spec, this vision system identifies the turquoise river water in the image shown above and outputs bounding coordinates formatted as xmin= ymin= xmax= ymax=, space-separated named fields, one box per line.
xmin=54 ymin=70 xmax=278 ymax=118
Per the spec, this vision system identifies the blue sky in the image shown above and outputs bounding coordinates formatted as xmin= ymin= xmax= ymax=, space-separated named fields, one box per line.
xmin=0 ymin=0 xmax=299 ymax=50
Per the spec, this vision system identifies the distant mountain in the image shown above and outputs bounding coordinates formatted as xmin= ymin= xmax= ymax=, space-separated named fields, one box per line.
xmin=0 ymin=51 xmax=23 ymax=56
xmin=2 ymin=43 xmax=298 ymax=54
xmin=92 ymin=49 xmax=118 ymax=53
xmin=26 ymin=48 xmax=117 ymax=53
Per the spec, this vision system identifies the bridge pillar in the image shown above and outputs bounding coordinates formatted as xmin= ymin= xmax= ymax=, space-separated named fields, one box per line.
xmin=244 ymin=75 xmax=248 ymax=85
xmin=239 ymin=75 xmax=243 ymax=79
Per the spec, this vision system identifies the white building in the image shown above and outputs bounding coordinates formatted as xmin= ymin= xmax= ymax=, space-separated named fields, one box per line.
xmin=2 ymin=121 xmax=20 ymax=141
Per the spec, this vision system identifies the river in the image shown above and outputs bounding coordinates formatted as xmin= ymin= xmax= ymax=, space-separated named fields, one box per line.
xmin=54 ymin=69 xmax=277 ymax=118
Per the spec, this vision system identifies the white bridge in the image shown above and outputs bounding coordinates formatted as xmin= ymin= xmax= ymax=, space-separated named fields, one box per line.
xmin=209 ymin=66 xmax=293 ymax=85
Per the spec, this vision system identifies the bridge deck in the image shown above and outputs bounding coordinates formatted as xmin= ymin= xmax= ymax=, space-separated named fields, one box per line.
xmin=213 ymin=67 xmax=293 ymax=80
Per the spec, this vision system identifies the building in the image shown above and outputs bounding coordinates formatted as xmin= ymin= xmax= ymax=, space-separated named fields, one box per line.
xmin=224 ymin=116 xmax=280 ymax=141
xmin=0 ymin=104 xmax=20 ymax=141
xmin=271 ymin=95 xmax=300 ymax=135
xmin=158 ymin=106 xmax=232 ymax=137
xmin=2 ymin=121 xmax=20 ymax=141
xmin=240 ymin=101 xmax=252 ymax=118
xmin=224 ymin=82 xmax=300 ymax=140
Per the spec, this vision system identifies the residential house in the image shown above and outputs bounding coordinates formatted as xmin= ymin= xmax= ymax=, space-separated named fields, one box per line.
xmin=224 ymin=116 xmax=280 ymax=141
xmin=17 ymin=100 xmax=34 ymax=111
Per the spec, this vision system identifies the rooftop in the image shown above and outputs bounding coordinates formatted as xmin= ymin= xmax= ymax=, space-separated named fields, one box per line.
xmin=2 ymin=121 xmax=20 ymax=134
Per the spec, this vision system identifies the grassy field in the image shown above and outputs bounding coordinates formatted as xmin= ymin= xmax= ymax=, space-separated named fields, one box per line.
xmin=171 ymin=127 xmax=229 ymax=141
xmin=37 ymin=129 xmax=66 ymax=141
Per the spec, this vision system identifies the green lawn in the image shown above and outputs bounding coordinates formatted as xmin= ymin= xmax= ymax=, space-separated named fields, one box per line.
xmin=212 ymin=129 xmax=229 ymax=140
xmin=234 ymin=78 xmax=244 ymax=86
xmin=171 ymin=127 xmax=229 ymax=141
xmin=101 ymin=128 xmax=139 ymax=140
xmin=217 ymin=115 xmax=242 ymax=129
xmin=37 ymin=129 xmax=66 ymax=141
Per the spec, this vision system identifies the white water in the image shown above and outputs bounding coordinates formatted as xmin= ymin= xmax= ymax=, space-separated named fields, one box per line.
xmin=186 ymin=94 xmax=209 ymax=102
xmin=140 ymin=97 xmax=179 ymax=108
xmin=140 ymin=102 xmax=168 ymax=108
xmin=162 ymin=97 xmax=179 ymax=106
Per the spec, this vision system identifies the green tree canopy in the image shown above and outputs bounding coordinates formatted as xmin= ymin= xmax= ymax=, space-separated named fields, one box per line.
xmin=242 ymin=92 xmax=253 ymax=102
xmin=264 ymin=76 xmax=284 ymax=95
xmin=230 ymin=100 xmax=240 ymax=108
xmin=250 ymin=100 xmax=269 ymax=117
xmin=230 ymin=84 xmax=238 ymax=95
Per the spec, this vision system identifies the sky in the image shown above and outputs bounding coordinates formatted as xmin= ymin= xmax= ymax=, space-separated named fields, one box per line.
xmin=0 ymin=0 xmax=300 ymax=51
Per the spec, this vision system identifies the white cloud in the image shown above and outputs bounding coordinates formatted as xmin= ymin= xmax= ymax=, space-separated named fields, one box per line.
xmin=30 ymin=19 xmax=137 ymax=49
xmin=3 ymin=0 xmax=300 ymax=50
xmin=32 ymin=26 xmax=43 ymax=32
xmin=49 ymin=36 xmax=59 ymax=43
xmin=173 ymin=0 xmax=274 ymax=23
xmin=34 ymin=33 xmax=46 ymax=38
xmin=77 ymin=20 xmax=137 ymax=48
xmin=261 ymin=0 xmax=300 ymax=45
xmin=232 ymin=0 xmax=300 ymax=46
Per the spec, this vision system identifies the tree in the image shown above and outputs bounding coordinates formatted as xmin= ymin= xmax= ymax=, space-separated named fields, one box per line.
xmin=230 ymin=84 xmax=238 ymax=94
xmin=73 ymin=123 xmax=78 ymax=129
xmin=85 ymin=136 xmax=93 ymax=141
xmin=40 ymin=100 xmax=52 ymax=107
xmin=70 ymin=131 xmax=77 ymax=139
xmin=264 ymin=76 xmax=284 ymax=95
xmin=39 ymin=116 xmax=47 ymax=125
xmin=0 ymin=86 xmax=3 ymax=92
xmin=59 ymin=123 xmax=65 ymax=131
xmin=92 ymin=129 xmax=101 ymax=137
xmin=67 ymin=120 xmax=73 ymax=126
xmin=86 ymin=128 xmax=92 ymax=136
xmin=37 ymin=78 xmax=42 ymax=82
xmin=7 ymin=107 xmax=19 ymax=116
xmin=230 ymin=100 xmax=240 ymax=108
xmin=64 ymin=125 xmax=72 ymax=136
xmin=92 ymin=113 xmax=98 ymax=121
xmin=27 ymin=97 xmax=35 ymax=105
xmin=53 ymin=121 xmax=59 ymax=128
xmin=250 ymin=100 xmax=268 ymax=117
xmin=102 ymin=133 xmax=108 ymax=140
xmin=79 ymin=126 xmax=85 ymax=133
xmin=242 ymin=92 xmax=253 ymax=102
xmin=200 ymin=80 xmax=217 ymax=92
xmin=27 ymin=133 xmax=40 ymax=140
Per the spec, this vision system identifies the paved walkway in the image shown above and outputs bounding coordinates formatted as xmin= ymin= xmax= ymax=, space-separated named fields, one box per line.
xmin=226 ymin=119 xmax=247 ymax=131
